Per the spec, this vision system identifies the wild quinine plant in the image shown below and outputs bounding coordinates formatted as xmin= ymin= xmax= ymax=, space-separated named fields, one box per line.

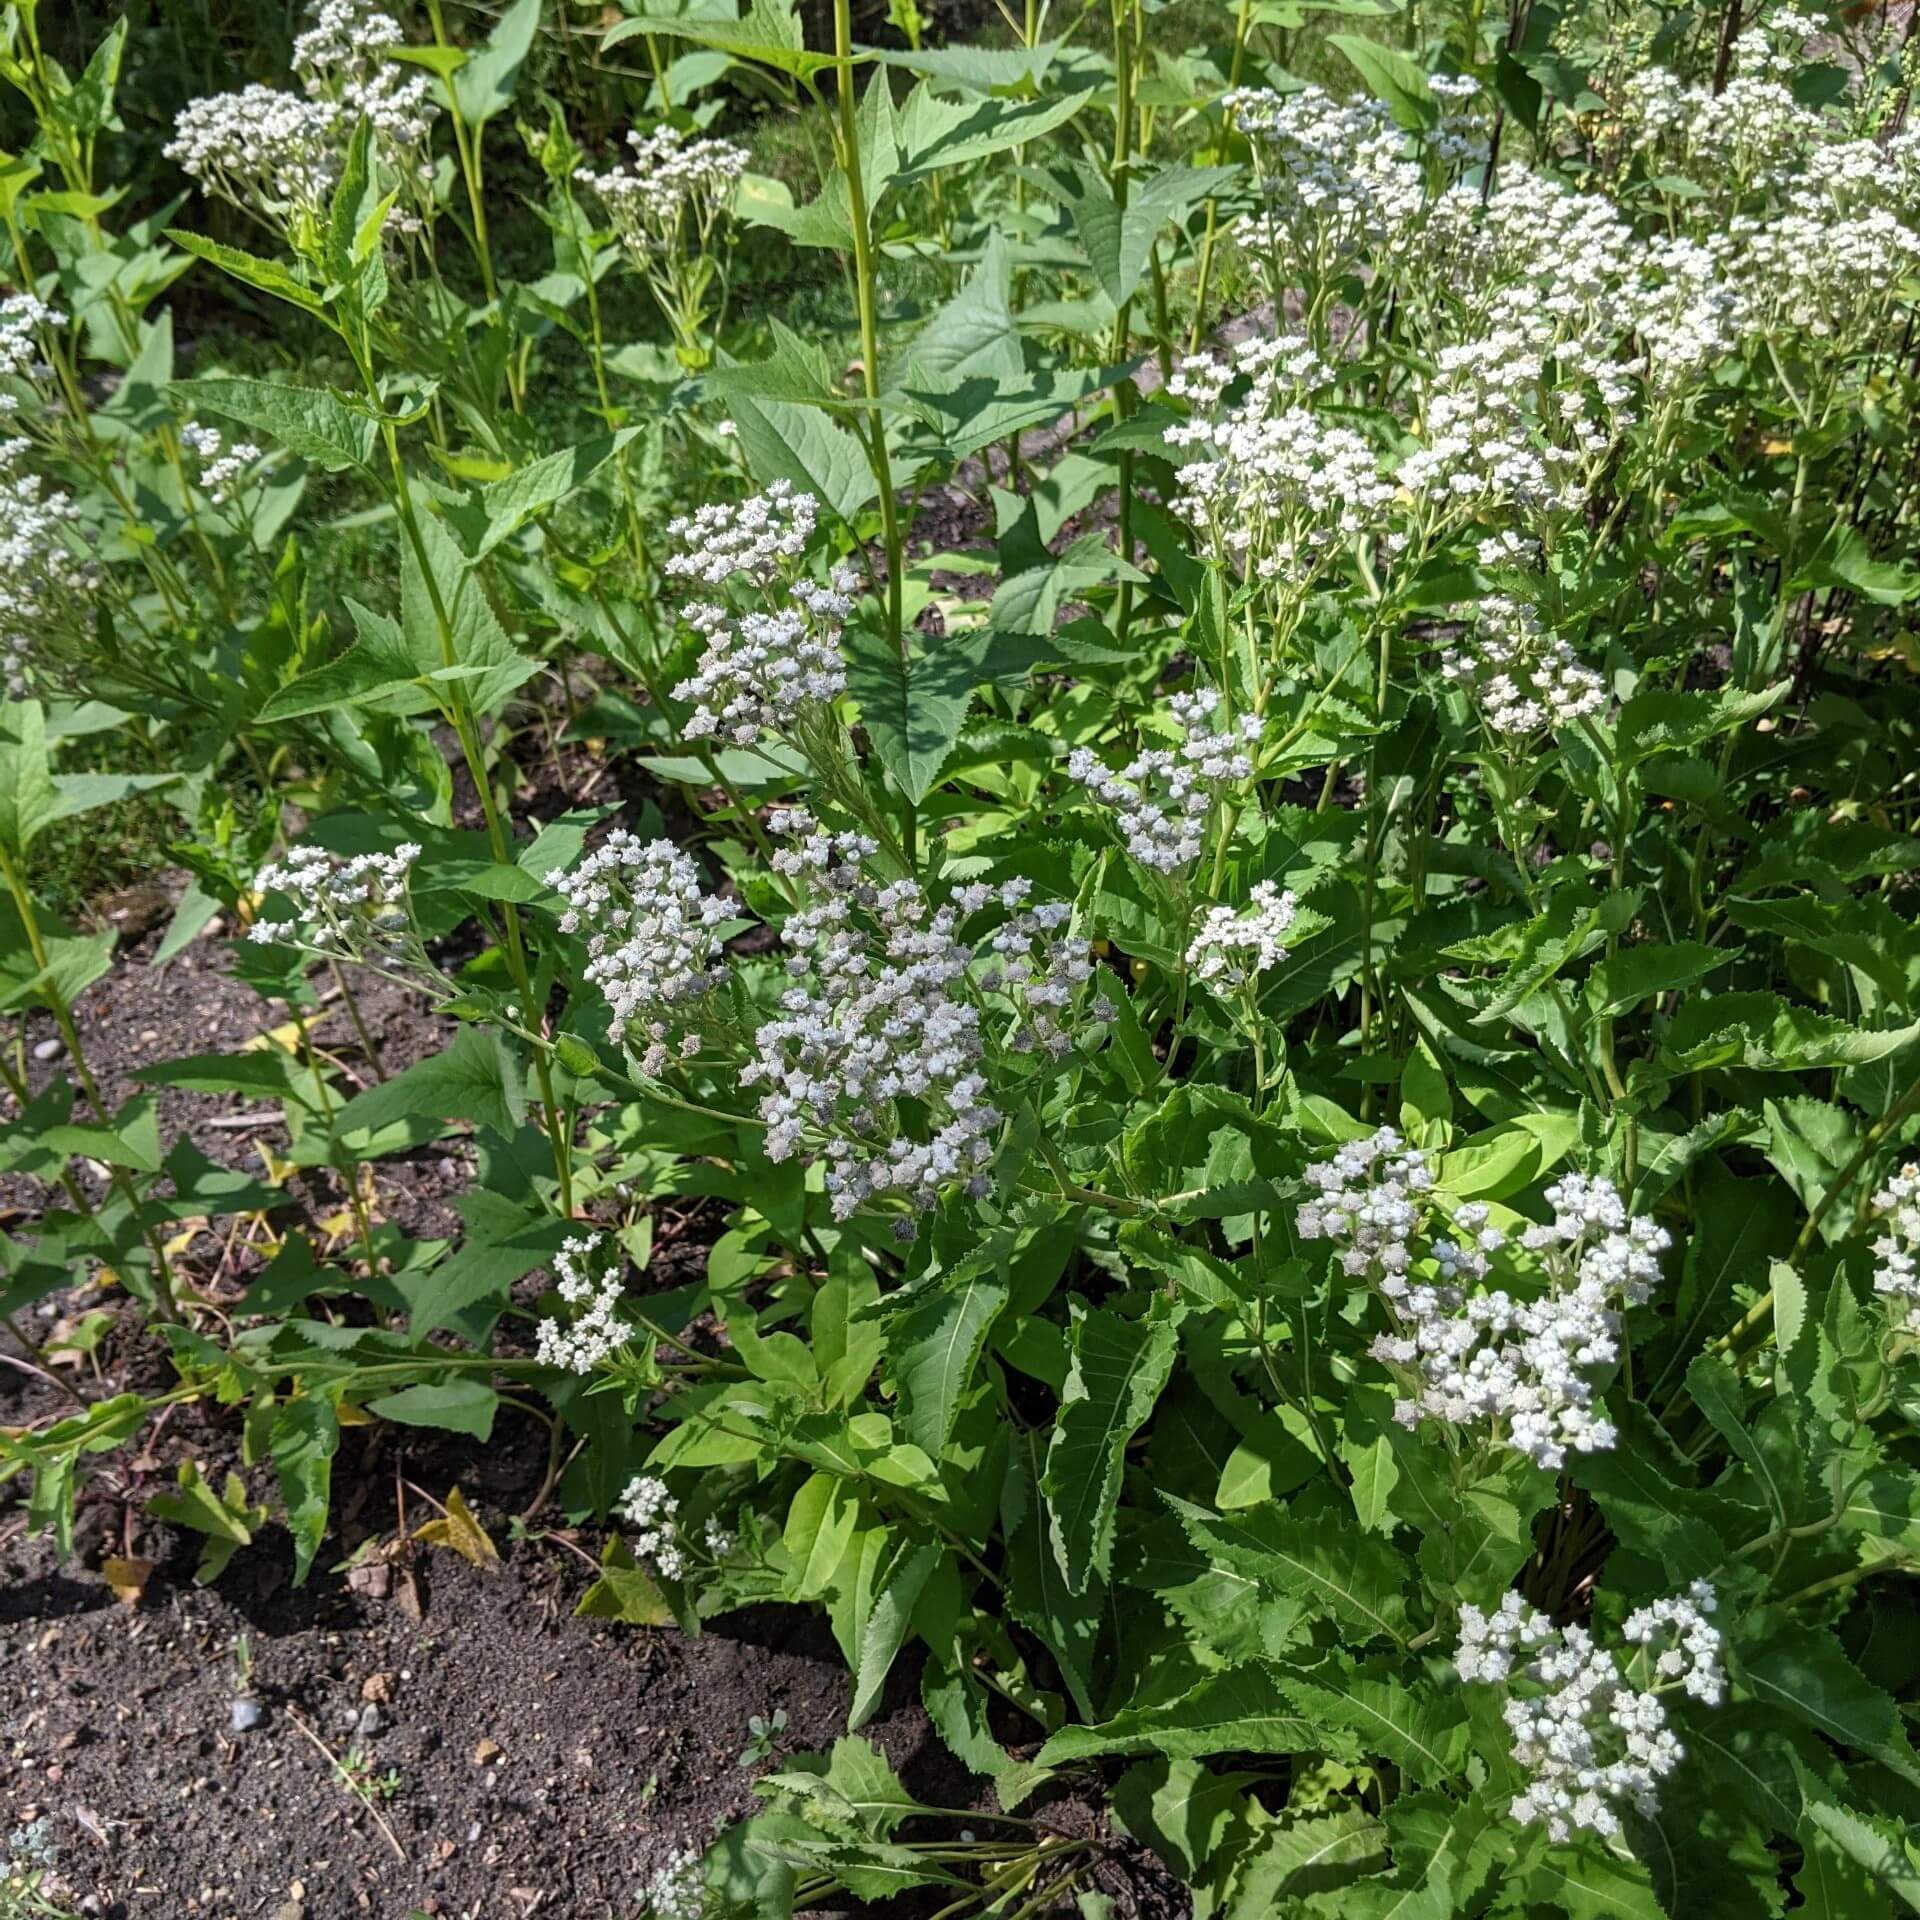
xmin=2 ymin=0 xmax=1920 ymax=1914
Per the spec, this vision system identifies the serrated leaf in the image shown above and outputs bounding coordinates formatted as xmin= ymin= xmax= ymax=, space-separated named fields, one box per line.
xmin=1044 ymin=1299 xmax=1181 ymax=1594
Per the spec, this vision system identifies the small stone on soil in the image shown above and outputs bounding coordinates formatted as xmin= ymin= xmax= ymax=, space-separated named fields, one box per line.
xmin=31 ymin=1037 xmax=64 ymax=1062
xmin=230 ymin=1696 xmax=264 ymax=1732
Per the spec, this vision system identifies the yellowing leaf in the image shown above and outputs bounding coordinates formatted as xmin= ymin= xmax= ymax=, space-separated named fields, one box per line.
xmin=414 ymin=1486 xmax=499 ymax=1570
xmin=102 ymin=1554 xmax=153 ymax=1606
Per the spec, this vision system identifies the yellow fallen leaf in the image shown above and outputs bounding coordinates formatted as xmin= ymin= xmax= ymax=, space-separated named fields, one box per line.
xmin=244 ymin=1021 xmax=305 ymax=1056
xmin=414 ymin=1487 xmax=500 ymax=1571
xmin=336 ymin=1402 xmax=376 ymax=1427
xmin=103 ymin=1555 xmax=153 ymax=1607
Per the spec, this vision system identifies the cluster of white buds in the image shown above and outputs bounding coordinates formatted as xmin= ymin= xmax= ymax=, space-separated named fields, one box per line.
xmin=292 ymin=0 xmax=439 ymax=211
xmin=0 ymin=437 xmax=87 ymax=697
xmin=165 ymin=84 xmax=342 ymax=221
xmin=549 ymin=831 xmax=732 ymax=1071
xmin=618 ymin=1475 xmax=733 ymax=1584
xmin=1185 ymin=882 xmax=1299 ymax=988
xmin=534 ymin=1232 xmax=632 ymax=1373
xmin=1166 ymin=333 xmax=1395 ymax=583
xmin=1723 ymin=201 xmax=1920 ymax=342
xmin=180 ymin=421 xmax=263 ymax=506
xmin=249 ymin=841 xmax=421 ymax=953
xmin=642 ymin=1846 xmax=707 ymax=1920
xmin=1226 ymin=86 xmax=1429 ymax=288
xmin=1456 ymin=1584 xmax=1723 ymax=1841
xmin=1869 ymin=1163 xmax=1920 ymax=1333
xmin=1439 ymin=596 xmax=1606 ymax=736
xmin=0 ymin=293 xmax=64 ymax=391
xmin=674 ymin=570 xmax=854 ymax=747
xmin=1067 ymin=689 xmax=1260 ymax=874
xmin=169 ymin=0 xmax=438 ymax=232
xmin=743 ymin=818 xmax=1096 ymax=1234
xmin=575 ymin=125 xmax=749 ymax=262
xmin=664 ymin=481 xmax=818 ymax=589
xmin=620 ymin=1474 xmax=690 ymax=1580
xmin=1301 ymin=1148 xmax=1669 ymax=1469
xmin=1297 ymin=1126 xmax=1454 ymax=1294
xmin=1399 ymin=313 xmax=1598 ymax=519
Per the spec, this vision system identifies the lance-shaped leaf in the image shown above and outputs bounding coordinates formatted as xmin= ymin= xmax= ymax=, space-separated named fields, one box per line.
xmin=1036 ymin=1665 xmax=1323 ymax=1763
xmin=889 ymin=1250 xmax=1008 ymax=1454
xmin=1044 ymin=1298 xmax=1181 ymax=1593
xmin=1044 ymin=159 xmax=1238 ymax=308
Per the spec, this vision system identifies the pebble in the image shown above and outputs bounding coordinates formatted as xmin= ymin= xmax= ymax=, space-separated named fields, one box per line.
xmin=355 ymin=1703 xmax=384 ymax=1737
xmin=31 ymin=1037 xmax=64 ymax=1063
xmin=230 ymin=1696 xmax=264 ymax=1733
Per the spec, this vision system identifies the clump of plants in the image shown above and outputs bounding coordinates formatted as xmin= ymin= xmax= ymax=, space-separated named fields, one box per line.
xmin=3 ymin=0 xmax=1920 ymax=1912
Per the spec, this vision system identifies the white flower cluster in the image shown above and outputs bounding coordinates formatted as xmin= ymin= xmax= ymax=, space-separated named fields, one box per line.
xmin=1186 ymin=882 xmax=1299 ymax=988
xmin=1400 ymin=306 xmax=1613 ymax=519
xmin=549 ymin=831 xmax=732 ymax=1071
xmin=664 ymin=481 xmax=818 ymax=589
xmin=674 ymin=569 xmax=855 ymax=747
xmin=1869 ymin=1162 xmax=1920 ymax=1333
xmin=642 ymin=1845 xmax=707 ymax=1920
xmin=1297 ymin=1126 xmax=1483 ymax=1294
xmin=165 ymin=84 xmax=341 ymax=220
xmin=180 ymin=421 xmax=262 ymax=506
xmin=1301 ymin=1148 xmax=1671 ymax=1469
xmin=1227 ymin=86 xmax=1428 ymax=286
xmin=534 ymin=1232 xmax=632 ymax=1373
xmin=1166 ymin=334 xmax=1395 ymax=582
xmin=575 ymin=125 xmax=749 ymax=261
xmin=1067 ymin=689 xmax=1260 ymax=873
xmin=168 ymin=0 xmax=437 ymax=229
xmin=250 ymin=841 xmax=421 ymax=952
xmin=0 ymin=293 xmax=64 ymax=392
xmin=1439 ymin=596 xmax=1605 ymax=736
xmin=1456 ymin=1583 xmax=1724 ymax=1841
xmin=0 ymin=436 xmax=87 ymax=697
xmin=619 ymin=1474 xmax=731 ymax=1584
xmin=743 ymin=815 xmax=1095 ymax=1231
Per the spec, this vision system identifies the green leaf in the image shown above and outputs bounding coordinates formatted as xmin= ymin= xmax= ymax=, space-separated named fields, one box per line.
xmin=724 ymin=382 xmax=879 ymax=523
xmin=1616 ymin=684 xmax=1787 ymax=763
xmin=168 ymin=377 xmax=376 ymax=472
xmin=1036 ymin=1665 xmax=1321 ymax=1763
xmin=166 ymin=230 xmax=331 ymax=322
xmin=1277 ymin=1668 xmax=1469 ymax=1789
xmin=336 ymin=1026 xmax=527 ymax=1140
xmin=1330 ymin=34 xmax=1436 ymax=128
xmin=447 ymin=429 xmax=640 ymax=559
xmin=1585 ymin=941 xmax=1727 ymax=1018
xmin=1741 ymin=1622 xmax=1920 ymax=1785
xmin=1791 ymin=1761 xmax=1920 ymax=1914
xmin=576 ymin=1535 xmax=673 ymax=1625
xmin=1165 ymin=1495 xmax=1411 ymax=1645
xmin=366 ymin=1379 xmax=500 ymax=1440
xmin=891 ymin=1258 xmax=1008 ymax=1454
xmin=892 ymin=81 xmax=1097 ymax=181
xmin=1051 ymin=160 xmax=1238 ymax=308
xmin=606 ymin=0 xmax=841 ymax=80
xmin=845 ymin=1537 xmax=940 ymax=1730
xmin=453 ymin=0 xmax=541 ymax=124
xmin=270 ymin=1391 xmax=340 ymax=1585
xmin=1043 ymin=1299 xmax=1181 ymax=1594
xmin=1662 ymin=992 xmax=1920 ymax=1074
xmin=0 ymin=699 xmax=55 ymax=857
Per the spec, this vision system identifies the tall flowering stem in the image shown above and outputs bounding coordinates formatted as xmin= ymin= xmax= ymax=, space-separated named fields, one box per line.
xmin=826 ymin=0 xmax=913 ymax=866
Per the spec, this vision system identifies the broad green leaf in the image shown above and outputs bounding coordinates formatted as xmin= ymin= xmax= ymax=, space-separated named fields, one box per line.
xmin=1330 ymin=34 xmax=1436 ymax=128
xmin=366 ymin=1378 xmax=500 ymax=1440
xmin=168 ymin=376 xmax=376 ymax=472
xmin=453 ymin=0 xmax=541 ymax=124
xmin=166 ymin=230 xmax=331 ymax=322
xmin=447 ymin=429 xmax=640 ymax=559
xmin=605 ymin=0 xmax=841 ymax=80
xmin=1741 ymin=1621 xmax=1920 ymax=1785
xmin=336 ymin=1026 xmax=528 ymax=1140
